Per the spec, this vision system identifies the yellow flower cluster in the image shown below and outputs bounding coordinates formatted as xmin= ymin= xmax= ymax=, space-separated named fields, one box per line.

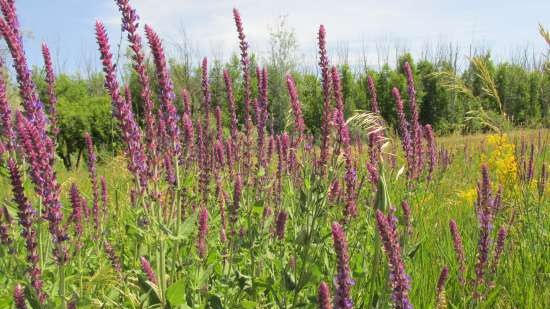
xmin=457 ymin=188 xmax=477 ymax=205
xmin=482 ymin=134 xmax=518 ymax=186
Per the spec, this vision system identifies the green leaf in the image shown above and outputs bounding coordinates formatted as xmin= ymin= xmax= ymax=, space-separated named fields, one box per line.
xmin=165 ymin=280 xmax=186 ymax=306
xmin=240 ymin=300 xmax=258 ymax=309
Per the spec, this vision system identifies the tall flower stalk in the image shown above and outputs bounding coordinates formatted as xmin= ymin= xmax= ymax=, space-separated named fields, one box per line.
xmin=7 ymin=158 xmax=47 ymax=303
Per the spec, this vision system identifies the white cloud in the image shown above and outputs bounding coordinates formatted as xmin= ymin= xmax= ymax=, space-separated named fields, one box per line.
xmin=100 ymin=0 xmax=548 ymax=69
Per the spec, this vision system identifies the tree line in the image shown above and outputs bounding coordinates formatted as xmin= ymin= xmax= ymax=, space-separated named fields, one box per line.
xmin=15 ymin=48 xmax=549 ymax=170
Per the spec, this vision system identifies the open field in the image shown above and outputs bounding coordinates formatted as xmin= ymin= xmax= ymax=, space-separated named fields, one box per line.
xmin=0 ymin=0 xmax=549 ymax=308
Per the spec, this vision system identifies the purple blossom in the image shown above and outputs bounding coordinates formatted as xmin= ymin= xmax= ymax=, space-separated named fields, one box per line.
xmin=403 ymin=62 xmax=423 ymax=178
xmin=145 ymin=24 xmax=181 ymax=158
xmin=140 ymin=256 xmax=157 ymax=284
xmin=436 ymin=266 xmax=449 ymax=307
xmin=375 ymin=210 xmax=413 ymax=309
xmin=13 ymin=284 xmax=28 ymax=309
xmin=69 ymin=183 xmax=84 ymax=250
xmin=286 ymin=74 xmax=305 ymax=143
xmin=490 ymin=227 xmax=507 ymax=276
xmin=331 ymin=222 xmax=353 ymax=309
xmin=449 ymin=219 xmax=466 ymax=285
xmin=328 ymin=179 xmax=341 ymax=203
xmin=318 ymin=25 xmax=332 ymax=174
xmin=0 ymin=5 xmax=46 ymax=136
xmin=182 ymin=88 xmax=192 ymax=115
xmin=41 ymin=43 xmax=58 ymax=138
xmin=0 ymin=63 xmax=15 ymax=151
xmin=392 ymin=87 xmax=413 ymax=179
xmin=197 ymin=207 xmax=209 ymax=259
xmin=424 ymin=124 xmax=436 ymax=181
xmin=201 ymin=57 xmax=211 ymax=135
xmin=15 ymin=112 xmax=67 ymax=263
xmin=367 ymin=75 xmax=379 ymax=114
xmin=116 ymin=0 xmax=158 ymax=175
xmin=104 ymin=240 xmax=122 ymax=273
xmin=331 ymin=67 xmax=356 ymax=218
xmin=275 ymin=211 xmax=288 ymax=240
xmin=318 ymin=281 xmax=333 ymax=309
xmin=95 ymin=21 xmax=148 ymax=189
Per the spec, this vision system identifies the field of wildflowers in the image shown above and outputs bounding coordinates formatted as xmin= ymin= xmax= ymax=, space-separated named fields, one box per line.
xmin=0 ymin=0 xmax=548 ymax=308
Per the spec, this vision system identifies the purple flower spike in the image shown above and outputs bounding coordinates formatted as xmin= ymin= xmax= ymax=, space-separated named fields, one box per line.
xmin=197 ymin=207 xmax=209 ymax=259
xmin=41 ymin=43 xmax=58 ymax=138
xmin=0 ymin=63 xmax=15 ymax=151
xmin=0 ymin=5 xmax=47 ymax=136
xmin=375 ymin=210 xmax=413 ymax=309
xmin=449 ymin=219 xmax=466 ymax=285
xmin=69 ymin=183 xmax=84 ymax=250
xmin=424 ymin=124 xmax=436 ymax=181
xmin=318 ymin=281 xmax=333 ymax=309
xmin=275 ymin=211 xmax=288 ymax=240
xmin=95 ymin=20 xmax=148 ymax=189
xmin=392 ymin=87 xmax=413 ymax=179
xmin=318 ymin=25 xmax=332 ymax=174
xmin=116 ymin=0 xmax=158 ymax=174
xmin=13 ymin=284 xmax=28 ymax=309
xmin=145 ymin=24 xmax=181 ymax=158
xmin=140 ymin=256 xmax=158 ymax=284
xmin=286 ymin=74 xmax=305 ymax=143
xmin=7 ymin=159 xmax=47 ymax=303
xmin=436 ymin=266 xmax=449 ymax=308
xmin=331 ymin=222 xmax=353 ymax=309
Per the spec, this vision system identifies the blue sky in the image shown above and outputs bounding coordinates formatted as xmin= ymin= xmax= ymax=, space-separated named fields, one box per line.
xmin=14 ymin=0 xmax=550 ymax=74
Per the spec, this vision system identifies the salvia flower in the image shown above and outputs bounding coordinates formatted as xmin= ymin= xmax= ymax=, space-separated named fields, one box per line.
xmin=145 ymin=24 xmax=181 ymax=158
xmin=424 ymin=124 xmax=436 ymax=181
xmin=392 ymin=88 xmax=413 ymax=179
xmin=375 ymin=210 xmax=413 ymax=309
xmin=140 ymin=256 xmax=157 ymax=284
xmin=232 ymin=8 xmax=251 ymax=120
xmin=69 ymin=183 xmax=84 ymax=250
xmin=116 ymin=0 xmax=157 ymax=168
xmin=286 ymin=74 xmax=305 ymax=143
xmin=436 ymin=266 xmax=449 ymax=309
xmin=318 ymin=25 xmax=332 ymax=174
xmin=490 ymin=227 xmax=507 ymax=276
xmin=201 ymin=57 xmax=211 ymax=135
xmin=331 ymin=222 xmax=353 ymax=309
xmin=403 ymin=62 xmax=423 ymax=177
xmin=104 ymin=240 xmax=122 ymax=273
xmin=449 ymin=219 xmax=466 ymax=285
xmin=15 ymin=112 xmax=67 ymax=263
xmin=197 ymin=207 xmax=209 ymax=259
xmin=0 ymin=62 xmax=15 ymax=150
xmin=275 ymin=211 xmax=288 ymax=240
xmin=318 ymin=281 xmax=333 ymax=309
xmin=13 ymin=284 xmax=28 ymax=309
xmin=41 ymin=43 xmax=58 ymax=138
xmin=539 ymin=163 xmax=547 ymax=197
xmin=95 ymin=21 xmax=148 ymax=189
xmin=0 ymin=8 xmax=46 ymax=135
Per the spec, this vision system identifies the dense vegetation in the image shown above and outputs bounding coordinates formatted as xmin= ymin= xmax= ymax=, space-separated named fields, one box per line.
xmin=0 ymin=0 xmax=548 ymax=309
